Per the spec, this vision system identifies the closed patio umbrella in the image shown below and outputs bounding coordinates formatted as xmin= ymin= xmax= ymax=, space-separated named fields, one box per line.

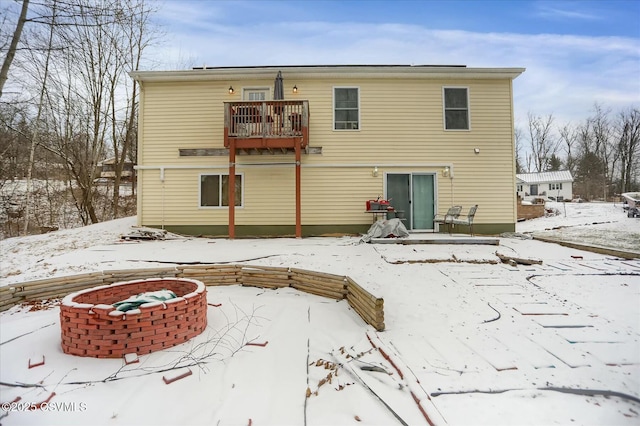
xmin=274 ymin=70 xmax=284 ymax=100
xmin=274 ymin=71 xmax=285 ymax=131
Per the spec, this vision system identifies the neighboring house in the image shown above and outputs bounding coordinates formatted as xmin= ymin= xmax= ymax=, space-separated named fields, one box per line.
xmin=516 ymin=171 xmax=573 ymax=201
xmin=98 ymin=157 xmax=135 ymax=182
xmin=129 ymin=65 xmax=525 ymax=237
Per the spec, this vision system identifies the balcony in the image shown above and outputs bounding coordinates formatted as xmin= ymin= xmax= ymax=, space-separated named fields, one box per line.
xmin=224 ymin=100 xmax=309 ymax=153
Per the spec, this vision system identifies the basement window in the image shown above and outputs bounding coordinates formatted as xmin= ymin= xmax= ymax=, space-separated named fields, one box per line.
xmin=200 ymin=174 xmax=243 ymax=207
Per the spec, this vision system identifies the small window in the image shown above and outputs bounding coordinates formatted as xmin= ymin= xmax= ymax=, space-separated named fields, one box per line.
xmin=243 ymin=88 xmax=269 ymax=101
xmin=443 ymin=87 xmax=469 ymax=130
xmin=200 ymin=174 xmax=243 ymax=207
xmin=334 ymin=87 xmax=359 ymax=130
xmin=549 ymin=183 xmax=563 ymax=190
xmin=517 ymin=185 xmax=523 ymax=192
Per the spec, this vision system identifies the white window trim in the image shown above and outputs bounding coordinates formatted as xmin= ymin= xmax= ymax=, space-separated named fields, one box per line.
xmin=549 ymin=183 xmax=563 ymax=190
xmin=242 ymin=87 xmax=271 ymax=101
xmin=333 ymin=86 xmax=361 ymax=131
xmin=198 ymin=172 xmax=245 ymax=209
xmin=442 ymin=86 xmax=471 ymax=131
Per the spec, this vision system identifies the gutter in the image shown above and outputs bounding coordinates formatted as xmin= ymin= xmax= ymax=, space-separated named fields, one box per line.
xmin=135 ymin=163 xmax=456 ymax=179
xmin=135 ymin=163 xmax=455 ymax=171
xmin=129 ymin=66 xmax=526 ymax=83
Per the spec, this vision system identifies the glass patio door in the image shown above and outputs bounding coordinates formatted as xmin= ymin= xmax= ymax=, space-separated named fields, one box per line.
xmin=386 ymin=173 xmax=435 ymax=230
xmin=387 ymin=174 xmax=411 ymax=228
xmin=412 ymin=174 xmax=435 ymax=230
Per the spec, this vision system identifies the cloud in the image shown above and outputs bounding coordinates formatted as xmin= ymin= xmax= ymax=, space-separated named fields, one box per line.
xmin=534 ymin=4 xmax=602 ymax=21
xmin=145 ymin=12 xmax=640 ymax=127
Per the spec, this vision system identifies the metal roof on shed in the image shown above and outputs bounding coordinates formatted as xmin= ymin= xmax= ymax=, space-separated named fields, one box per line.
xmin=516 ymin=171 xmax=573 ymax=184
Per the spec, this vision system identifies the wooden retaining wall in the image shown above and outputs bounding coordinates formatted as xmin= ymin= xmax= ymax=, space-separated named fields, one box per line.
xmin=517 ymin=203 xmax=545 ymax=220
xmin=0 ymin=265 xmax=385 ymax=331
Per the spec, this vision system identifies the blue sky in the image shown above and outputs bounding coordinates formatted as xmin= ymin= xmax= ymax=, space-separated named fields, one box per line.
xmin=3 ymin=0 xmax=637 ymax=132
xmin=154 ymin=0 xmax=640 ymax=38
xmin=148 ymin=0 xmax=640 ymax=130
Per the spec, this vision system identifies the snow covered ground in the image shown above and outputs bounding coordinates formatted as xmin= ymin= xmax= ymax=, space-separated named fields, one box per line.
xmin=517 ymin=201 xmax=640 ymax=252
xmin=1 ymin=202 xmax=638 ymax=425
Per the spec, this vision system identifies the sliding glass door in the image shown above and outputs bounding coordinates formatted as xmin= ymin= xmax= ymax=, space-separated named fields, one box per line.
xmin=386 ymin=173 xmax=435 ymax=230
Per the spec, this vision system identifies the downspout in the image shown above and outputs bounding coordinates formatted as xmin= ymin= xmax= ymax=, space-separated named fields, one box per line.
xmin=160 ymin=166 xmax=165 ymax=229
xmin=295 ymin=140 xmax=302 ymax=238
xmin=228 ymin=141 xmax=236 ymax=239
xmin=509 ymin=78 xmax=517 ymax=225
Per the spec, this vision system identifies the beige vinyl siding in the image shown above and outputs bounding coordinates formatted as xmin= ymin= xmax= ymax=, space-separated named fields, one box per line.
xmin=137 ymin=73 xmax=517 ymax=230
xmin=141 ymin=81 xmax=222 ymax=164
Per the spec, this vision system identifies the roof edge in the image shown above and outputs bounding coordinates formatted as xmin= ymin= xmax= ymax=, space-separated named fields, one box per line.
xmin=129 ymin=65 xmax=525 ymax=82
xmin=516 ymin=171 xmax=574 ymax=184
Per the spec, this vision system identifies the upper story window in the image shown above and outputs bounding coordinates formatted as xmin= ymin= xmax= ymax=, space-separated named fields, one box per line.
xmin=443 ymin=87 xmax=469 ymax=130
xmin=243 ymin=88 xmax=269 ymax=101
xmin=200 ymin=174 xmax=243 ymax=208
xmin=334 ymin=87 xmax=359 ymax=130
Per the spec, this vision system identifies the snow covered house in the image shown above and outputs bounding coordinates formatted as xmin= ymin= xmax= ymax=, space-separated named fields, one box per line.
xmin=516 ymin=171 xmax=574 ymax=201
xmin=129 ymin=65 xmax=525 ymax=237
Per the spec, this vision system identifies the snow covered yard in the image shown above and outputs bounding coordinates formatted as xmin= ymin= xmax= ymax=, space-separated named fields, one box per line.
xmin=517 ymin=201 xmax=640 ymax=252
xmin=0 ymin=203 xmax=639 ymax=425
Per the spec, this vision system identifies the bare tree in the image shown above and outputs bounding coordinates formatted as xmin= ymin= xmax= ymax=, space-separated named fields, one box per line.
xmin=110 ymin=0 xmax=156 ymax=218
xmin=0 ymin=0 xmax=29 ymax=98
xmin=527 ymin=112 xmax=559 ymax=172
xmin=589 ymin=103 xmax=614 ymax=200
xmin=559 ymin=123 xmax=578 ymax=175
xmin=12 ymin=0 xmax=157 ymax=228
xmin=23 ymin=0 xmax=56 ymax=235
xmin=615 ymin=107 xmax=640 ymax=193
xmin=514 ymin=127 xmax=525 ymax=173
xmin=30 ymin=0 xmax=153 ymax=224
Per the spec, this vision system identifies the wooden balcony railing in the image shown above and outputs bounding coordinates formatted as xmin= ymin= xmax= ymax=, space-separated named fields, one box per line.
xmin=224 ymin=100 xmax=309 ymax=151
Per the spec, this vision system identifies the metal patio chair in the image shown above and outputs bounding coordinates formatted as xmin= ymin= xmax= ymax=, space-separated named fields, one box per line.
xmin=433 ymin=205 xmax=462 ymax=234
xmin=452 ymin=205 xmax=478 ymax=236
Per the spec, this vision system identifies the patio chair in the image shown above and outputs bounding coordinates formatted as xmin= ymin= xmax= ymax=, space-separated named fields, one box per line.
xmin=433 ymin=205 xmax=462 ymax=234
xmin=452 ymin=205 xmax=478 ymax=236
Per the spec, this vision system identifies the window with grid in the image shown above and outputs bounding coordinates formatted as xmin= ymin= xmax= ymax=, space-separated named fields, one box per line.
xmin=334 ymin=87 xmax=359 ymax=130
xmin=443 ymin=87 xmax=469 ymax=130
xmin=549 ymin=183 xmax=563 ymax=190
xmin=200 ymin=174 xmax=243 ymax=207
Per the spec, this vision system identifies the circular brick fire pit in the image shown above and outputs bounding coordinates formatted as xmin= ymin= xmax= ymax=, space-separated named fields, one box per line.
xmin=60 ymin=278 xmax=207 ymax=358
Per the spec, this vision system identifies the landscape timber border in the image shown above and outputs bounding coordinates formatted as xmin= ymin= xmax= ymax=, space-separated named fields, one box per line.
xmin=1 ymin=264 xmax=385 ymax=331
xmin=532 ymin=236 xmax=640 ymax=260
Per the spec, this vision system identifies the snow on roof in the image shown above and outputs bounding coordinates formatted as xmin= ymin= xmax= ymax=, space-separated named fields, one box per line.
xmin=516 ymin=170 xmax=573 ymax=184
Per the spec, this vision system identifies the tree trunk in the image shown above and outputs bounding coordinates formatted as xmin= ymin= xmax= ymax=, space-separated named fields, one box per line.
xmin=0 ymin=0 xmax=30 ymax=98
xmin=23 ymin=0 xmax=55 ymax=236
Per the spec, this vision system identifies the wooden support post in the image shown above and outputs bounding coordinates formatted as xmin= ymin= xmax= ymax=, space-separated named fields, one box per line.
xmin=295 ymin=139 xmax=302 ymax=238
xmin=229 ymin=140 xmax=236 ymax=239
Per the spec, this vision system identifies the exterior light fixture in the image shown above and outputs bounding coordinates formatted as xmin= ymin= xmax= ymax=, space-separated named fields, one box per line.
xmin=293 ymin=85 xmax=298 ymax=94
xmin=228 ymin=86 xmax=234 ymax=94
xmin=372 ymin=166 xmax=379 ymax=177
xmin=443 ymin=167 xmax=450 ymax=177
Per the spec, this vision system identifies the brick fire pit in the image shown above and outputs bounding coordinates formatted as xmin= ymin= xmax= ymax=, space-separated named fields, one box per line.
xmin=60 ymin=278 xmax=207 ymax=358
